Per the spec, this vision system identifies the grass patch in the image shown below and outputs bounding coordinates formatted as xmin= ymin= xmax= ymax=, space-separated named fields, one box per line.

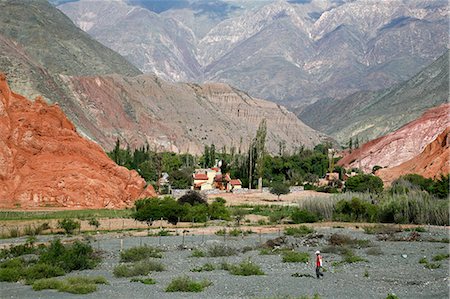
xmin=419 ymin=257 xmax=428 ymax=264
xmin=165 ymin=275 xmax=212 ymax=292
xmin=404 ymin=227 xmax=427 ymax=232
xmin=120 ymin=246 xmax=163 ymax=262
xmin=191 ymin=248 xmax=205 ymax=257
xmin=32 ymin=276 xmax=108 ymax=294
xmin=282 ymin=251 xmax=309 ymax=263
xmin=284 ymin=226 xmax=314 ymax=237
xmin=432 ymin=253 xmax=449 ymax=261
xmin=130 ymin=277 xmax=156 ymax=285
xmin=191 ymin=263 xmax=215 ymax=272
xmin=228 ymin=260 xmax=264 ymax=276
xmin=425 ymin=262 xmax=441 ymax=269
xmin=113 ymin=259 xmax=164 ymax=277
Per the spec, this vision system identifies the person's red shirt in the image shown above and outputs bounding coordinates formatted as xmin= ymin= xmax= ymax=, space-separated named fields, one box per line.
xmin=316 ymin=254 xmax=322 ymax=267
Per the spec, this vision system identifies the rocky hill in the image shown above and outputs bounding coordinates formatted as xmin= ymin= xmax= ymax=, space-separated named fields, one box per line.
xmin=299 ymin=51 xmax=449 ymax=143
xmin=377 ymin=128 xmax=450 ymax=185
xmin=0 ymin=73 xmax=155 ymax=208
xmin=61 ymin=74 xmax=329 ymax=154
xmin=58 ymin=0 xmax=448 ymax=107
xmin=337 ymin=103 xmax=450 ymax=175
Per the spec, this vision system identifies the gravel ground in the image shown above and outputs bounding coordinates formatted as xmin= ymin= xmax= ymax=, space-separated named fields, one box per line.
xmin=0 ymin=227 xmax=448 ymax=299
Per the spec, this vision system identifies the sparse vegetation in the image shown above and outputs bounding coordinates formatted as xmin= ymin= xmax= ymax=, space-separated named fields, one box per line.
xmin=120 ymin=246 xmax=163 ymax=262
xmin=284 ymin=225 xmax=314 ymax=237
xmin=58 ymin=218 xmax=81 ymax=235
xmin=432 ymin=253 xmax=449 ymax=261
xmin=165 ymin=275 xmax=212 ymax=292
xmin=113 ymin=259 xmax=164 ymax=277
xmin=282 ymin=251 xmax=309 ymax=263
xmin=191 ymin=263 xmax=215 ymax=272
xmin=130 ymin=277 xmax=156 ymax=285
xmin=191 ymin=248 xmax=205 ymax=257
xmin=227 ymin=260 xmax=264 ymax=276
xmin=32 ymin=276 xmax=108 ymax=294
xmin=207 ymin=244 xmax=238 ymax=257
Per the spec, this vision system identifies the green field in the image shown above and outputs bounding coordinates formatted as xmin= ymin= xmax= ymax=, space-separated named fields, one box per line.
xmin=0 ymin=209 xmax=133 ymax=221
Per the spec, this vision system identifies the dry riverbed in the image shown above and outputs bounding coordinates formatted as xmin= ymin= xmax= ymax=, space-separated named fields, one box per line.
xmin=0 ymin=225 xmax=448 ymax=299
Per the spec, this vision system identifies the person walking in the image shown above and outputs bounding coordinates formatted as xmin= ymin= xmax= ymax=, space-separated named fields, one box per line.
xmin=315 ymin=250 xmax=324 ymax=279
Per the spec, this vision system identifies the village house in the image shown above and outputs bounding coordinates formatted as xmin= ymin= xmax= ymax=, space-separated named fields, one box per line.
xmin=192 ymin=167 xmax=242 ymax=191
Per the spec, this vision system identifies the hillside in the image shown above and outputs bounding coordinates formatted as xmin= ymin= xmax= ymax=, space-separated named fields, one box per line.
xmin=61 ymin=74 xmax=330 ymax=154
xmin=58 ymin=0 xmax=448 ymax=107
xmin=337 ymin=103 xmax=450 ymax=174
xmin=0 ymin=73 xmax=155 ymax=208
xmin=299 ymin=51 xmax=449 ymax=143
xmin=377 ymin=128 xmax=450 ymax=185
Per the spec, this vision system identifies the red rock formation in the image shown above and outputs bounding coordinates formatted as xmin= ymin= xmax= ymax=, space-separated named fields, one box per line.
xmin=0 ymin=74 xmax=155 ymax=209
xmin=337 ymin=103 xmax=450 ymax=173
xmin=377 ymin=127 xmax=450 ymax=185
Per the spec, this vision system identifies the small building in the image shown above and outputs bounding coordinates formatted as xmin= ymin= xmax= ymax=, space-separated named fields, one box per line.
xmin=227 ymin=179 xmax=242 ymax=191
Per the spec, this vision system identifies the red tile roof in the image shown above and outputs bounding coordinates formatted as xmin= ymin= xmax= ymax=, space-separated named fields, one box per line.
xmin=229 ymin=179 xmax=242 ymax=186
xmin=211 ymin=167 xmax=220 ymax=172
xmin=193 ymin=173 xmax=208 ymax=180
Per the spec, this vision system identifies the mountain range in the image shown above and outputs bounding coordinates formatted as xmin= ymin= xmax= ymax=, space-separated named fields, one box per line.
xmin=0 ymin=0 xmax=328 ymax=154
xmin=299 ymin=50 xmax=449 ymax=143
xmin=57 ymin=0 xmax=449 ymax=110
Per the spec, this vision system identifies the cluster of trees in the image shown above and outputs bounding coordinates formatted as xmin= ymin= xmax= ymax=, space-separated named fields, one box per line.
xmin=107 ymin=120 xmax=336 ymax=190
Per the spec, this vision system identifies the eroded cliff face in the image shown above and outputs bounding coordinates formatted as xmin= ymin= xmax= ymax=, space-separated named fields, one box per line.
xmin=0 ymin=74 xmax=155 ymax=209
xmin=377 ymin=127 xmax=450 ymax=185
xmin=337 ymin=103 xmax=450 ymax=174
xmin=62 ymin=74 xmax=329 ymax=154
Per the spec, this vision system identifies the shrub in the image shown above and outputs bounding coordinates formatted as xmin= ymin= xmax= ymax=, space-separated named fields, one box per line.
xmin=24 ymin=263 xmax=65 ymax=284
xmin=425 ymin=262 xmax=440 ymax=269
xmin=191 ymin=249 xmax=205 ymax=257
xmin=184 ymin=203 xmax=209 ymax=222
xmin=32 ymin=278 xmax=64 ymax=291
xmin=113 ymin=259 xmax=164 ymax=277
xmin=0 ymin=241 xmax=38 ymax=259
xmin=58 ymin=218 xmax=80 ymax=235
xmin=191 ymin=263 xmax=215 ymax=272
xmin=120 ymin=246 xmax=163 ymax=262
xmin=32 ymin=276 xmax=107 ymax=294
xmin=0 ymin=266 xmax=23 ymax=282
xmin=344 ymin=174 xmax=383 ymax=193
xmin=178 ymin=190 xmax=208 ymax=206
xmin=209 ymin=198 xmax=230 ymax=220
xmin=228 ymin=260 xmax=264 ymax=276
xmin=40 ymin=239 xmax=100 ymax=272
xmin=268 ymin=209 xmax=291 ymax=224
xmin=418 ymin=257 xmax=428 ymax=264
xmin=207 ymin=244 xmax=238 ymax=257
xmin=88 ymin=218 xmax=100 ymax=229
xmin=363 ymin=225 xmax=400 ymax=235
xmin=284 ymin=226 xmax=314 ymax=237
xmin=130 ymin=277 xmax=156 ymax=285
xmin=228 ymin=228 xmax=243 ymax=237
xmin=282 ymin=251 xmax=309 ymax=263
xmin=215 ymin=228 xmax=226 ymax=236
xmin=333 ymin=197 xmax=378 ymax=222
xmin=291 ymin=208 xmax=319 ymax=223
xmin=165 ymin=275 xmax=212 ymax=292
xmin=385 ymin=294 xmax=399 ymax=299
